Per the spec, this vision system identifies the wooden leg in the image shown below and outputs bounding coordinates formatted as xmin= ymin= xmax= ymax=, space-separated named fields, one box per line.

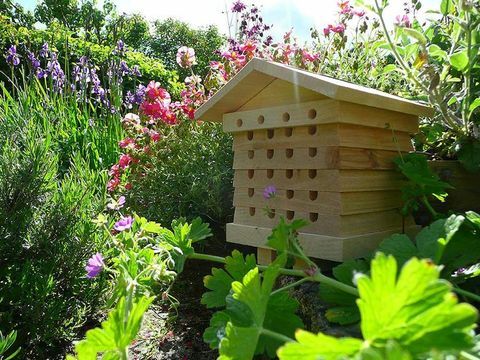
xmin=257 ymin=247 xmax=275 ymax=265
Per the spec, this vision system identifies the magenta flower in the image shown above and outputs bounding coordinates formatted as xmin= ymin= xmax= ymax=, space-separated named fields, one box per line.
xmin=176 ymin=46 xmax=197 ymax=68
xmin=231 ymin=0 xmax=246 ymax=12
xmin=85 ymin=253 xmax=104 ymax=278
xmin=395 ymin=14 xmax=411 ymax=28
xmin=332 ymin=24 xmax=346 ymax=33
xmin=118 ymin=153 xmax=132 ymax=169
xmin=353 ymin=8 xmax=365 ymax=17
xmin=114 ymin=216 xmax=134 ymax=231
xmin=263 ymin=185 xmax=277 ymax=200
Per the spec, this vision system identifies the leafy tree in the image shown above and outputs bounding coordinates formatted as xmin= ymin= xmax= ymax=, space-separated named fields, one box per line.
xmin=147 ymin=18 xmax=225 ymax=80
xmin=106 ymin=13 xmax=150 ymax=50
xmin=0 ymin=0 xmax=35 ymax=27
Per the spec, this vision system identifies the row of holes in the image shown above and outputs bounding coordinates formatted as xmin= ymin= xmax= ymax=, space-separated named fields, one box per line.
xmin=248 ymin=207 xmax=319 ymax=222
xmin=247 ymin=169 xmax=317 ymax=179
xmin=247 ymin=148 xmax=317 ymax=159
xmin=248 ymin=188 xmax=318 ymax=200
xmin=236 ymin=109 xmax=317 ymax=128
xmin=246 ymin=125 xmax=317 ymax=140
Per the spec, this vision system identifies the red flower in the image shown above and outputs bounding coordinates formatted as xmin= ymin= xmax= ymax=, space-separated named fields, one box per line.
xmin=119 ymin=137 xmax=135 ymax=149
xmin=118 ymin=154 xmax=132 ymax=169
xmin=150 ymin=131 xmax=161 ymax=142
xmin=107 ymin=177 xmax=120 ymax=192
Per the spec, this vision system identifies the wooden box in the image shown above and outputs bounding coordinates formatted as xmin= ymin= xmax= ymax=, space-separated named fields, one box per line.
xmin=195 ymin=58 xmax=432 ymax=262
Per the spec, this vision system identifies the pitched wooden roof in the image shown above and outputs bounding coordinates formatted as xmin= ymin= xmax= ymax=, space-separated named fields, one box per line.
xmin=195 ymin=58 xmax=433 ymax=121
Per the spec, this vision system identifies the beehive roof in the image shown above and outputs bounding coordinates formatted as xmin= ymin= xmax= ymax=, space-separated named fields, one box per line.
xmin=195 ymin=58 xmax=433 ymax=121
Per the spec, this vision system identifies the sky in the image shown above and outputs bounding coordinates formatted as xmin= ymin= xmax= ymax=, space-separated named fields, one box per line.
xmin=17 ymin=0 xmax=441 ymax=42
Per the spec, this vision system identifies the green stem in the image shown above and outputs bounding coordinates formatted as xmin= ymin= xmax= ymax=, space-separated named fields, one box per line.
xmin=120 ymin=346 xmax=128 ymax=360
xmin=453 ymin=287 xmax=480 ymax=303
xmin=271 ymin=277 xmax=312 ymax=296
xmin=188 ymin=253 xmax=359 ymax=297
xmin=421 ymin=195 xmax=438 ymax=219
xmin=260 ymin=328 xmax=294 ymax=344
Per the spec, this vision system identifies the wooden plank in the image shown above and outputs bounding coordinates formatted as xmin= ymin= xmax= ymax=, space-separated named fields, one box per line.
xmin=233 ymin=147 xmax=398 ymax=170
xmin=232 ymin=123 xmax=413 ymax=152
xmin=233 ymin=169 xmax=405 ymax=192
xmin=338 ymin=101 xmax=419 ymax=133
xmin=233 ymin=207 xmax=410 ymax=237
xmin=238 ymin=78 xmax=326 ymax=111
xmin=233 ymin=188 xmax=402 ymax=215
xmin=257 ymin=247 xmax=276 ymax=265
xmin=227 ymin=223 xmax=420 ymax=261
xmin=224 ymin=99 xmax=338 ymax=133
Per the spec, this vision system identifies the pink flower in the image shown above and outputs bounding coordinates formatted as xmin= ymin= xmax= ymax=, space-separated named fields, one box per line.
xmin=145 ymin=81 xmax=171 ymax=106
xmin=109 ymin=164 xmax=120 ymax=177
xmin=161 ymin=110 xmax=177 ymax=125
xmin=353 ymin=8 xmax=365 ymax=17
xmin=118 ymin=154 xmax=132 ymax=169
xmin=140 ymin=101 xmax=163 ymax=119
xmin=176 ymin=46 xmax=197 ymax=68
xmin=125 ymin=183 xmax=132 ymax=190
xmin=239 ymin=40 xmax=257 ymax=55
xmin=85 ymin=253 xmax=104 ymax=278
xmin=119 ymin=137 xmax=135 ymax=149
xmin=114 ymin=216 xmax=134 ymax=231
xmin=122 ymin=113 xmax=140 ymax=125
xmin=395 ymin=14 xmax=411 ymax=28
xmin=263 ymin=185 xmax=277 ymax=200
xmin=338 ymin=1 xmax=352 ymax=14
xmin=332 ymin=24 xmax=346 ymax=33
xmin=302 ymin=50 xmax=319 ymax=62
xmin=221 ymin=51 xmax=247 ymax=67
xmin=150 ymin=131 xmax=161 ymax=142
xmin=323 ymin=26 xmax=331 ymax=36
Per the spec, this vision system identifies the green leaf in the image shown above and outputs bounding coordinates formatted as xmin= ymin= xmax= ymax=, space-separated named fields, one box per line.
xmin=469 ymin=98 xmax=480 ymax=116
xmin=203 ymin=311 xmax=230 ymax=349
xmin=466 ymin=211 xmax=480 ymax=228
xmin=416 ymin=218 xmax=446 ymax=261
xmin=450 ymin=50 xmax=469 ymax=72
xmin=266 ymin=218 xmax=308 ymax=256
xmin=402 ymin=28 xmax=427 ymax=45
xmin=357 ymin=253 xmax=477 ymax=354
xmin=377 ymin=234 xmax=418 ymax=267
xmin=202 ymin=250 xmax=257 ymax=308
xmin=428 ymin=44 xmax=447 ymax=60
xmin=73 ymin=296 xmax=153 ymax=360
xmin=440 ymin=0 xmax=455 ymax=15
xmin=217 ymin=256 xmax=304 ymax=359
xmin=457 ymin=140 xmax=480 ymax=173
xmin=141 ymin=221 xmax=163 ymax=234
xmin=188 ymin=217 xmax=213 ymax=242
xmin=277 ymin=330 xmax=362 ymax=360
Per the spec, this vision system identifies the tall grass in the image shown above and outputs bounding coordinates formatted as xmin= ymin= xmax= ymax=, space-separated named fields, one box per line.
xmin=0 ymin=80 xmax=123 ymax=358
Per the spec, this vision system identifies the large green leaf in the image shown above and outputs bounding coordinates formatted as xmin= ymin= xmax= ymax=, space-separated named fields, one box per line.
xmin=358 ymin=254 xmax=477 ymax=354
xmin=201 ymin=250 xmax=257 ymax=308
xmin=266 ymin=218 xmax=308 ymax=257
xmin=450 ymin=50 xmax=469 ymax=72
xmin=377 ymin=234 xmax=417 ymax=267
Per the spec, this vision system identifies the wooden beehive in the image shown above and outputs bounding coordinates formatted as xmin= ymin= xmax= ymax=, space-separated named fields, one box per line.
xmin=195 ymin=58 xmax=433 ymax=262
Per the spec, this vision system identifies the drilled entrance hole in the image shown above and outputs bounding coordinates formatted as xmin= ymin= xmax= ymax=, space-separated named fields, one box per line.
xmin=309 ymin=191 xmax=318 ymax=201
xmin=248 ymin=150 xmax=254 ymax=159
xmin=249 ymin=207 xmax=256 ymax=216
xmin=309 ymin=147 xmax=317 ymax=157
xmin=308 ymin=169 xmax=317 ymax=179
xmin=248 ymin=169 xmax=254 ymax=179
xmin=308 ymin=125 xmax=317 ymax=135
xmin=282 ymin=112 xmax=290 ymax=122
xmin=268 ymin=209 xmax=276 ymax=219
xmin=285 ymin=148 xmax=293 ymax=158
xmin=284 ymin=127 xmax=293 ymax=137
xmin=309 ymin=213 xmax=318 ymax=222
xmin=308 ymin=109 xmax=317 ymax=119
xmin=236 ymin=119 xmax=243 ymax=127
xmin=247 ymin=131 xmax=253 ymax=140
xmin=286 ymin=210 xmax=295 ymax=220
xmin=267 ymin=169 xmax=274 ymax=178
xmin=267 ymin=149 xmax=274 ymax=159
xmin=248 ymin=188 xmax=254 ymax=197
xmin=257 ymin=115 xmax=265 ymax=124
xmin=267 ymin=129 xmax=274 ymax=139
xmin=286 ymin=190 xmax=294 ymax=199
xmin=286 ymin=169 xmax=293 ymax=179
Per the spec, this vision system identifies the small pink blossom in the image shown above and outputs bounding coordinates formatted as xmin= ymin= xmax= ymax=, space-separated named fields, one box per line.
xmin=176 ymin=46 xmax=197 ymax=68
xmin=85 ymin=253 xmax=104 ymax=278
xmin=118 ymin=154 xmax=132 ymax=169
xmin=145 ymin=81 xmax=171 ymax=106
xmin=114 ymin=216 xmax=134 ymax=231
xmin=263 ymin=185 xmax=277 ymax=200
xmin=122 ymin=113 xmax=140 ymax=125
xmin=150 ymin=131 xmax=161 ymax=142
xmin=107 ymin=177 xmax=120 ymax=192
xmin=302 ymin=50 xmax=319 ymax=62
xmin=239 ymin=40 xmax=257 ymax=55
xmin=119 ymin=138 xmax=135 ymax=149
xmin=332 ymin=24 xmax=346 ymax=33
xmin=107 ymin=196 xmax=126 ymax=210
xmin=353 ymin=8 xmax=365 ymax=17
xmin=323 ymin=26 xmax=331 ymax=36
xmin=338 ymin=1 xmax=352 ymax=14
xmin=395 ymin=14 xmax=411 ymax=28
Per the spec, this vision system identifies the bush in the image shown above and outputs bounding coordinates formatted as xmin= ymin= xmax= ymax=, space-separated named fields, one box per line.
xmin=0 ymin=82 xmax=119 ymax=358
xmin=128 ymin=121 xmax=234 ymax=230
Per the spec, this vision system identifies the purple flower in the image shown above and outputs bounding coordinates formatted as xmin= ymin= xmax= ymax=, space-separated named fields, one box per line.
xmin=27 ymin=51 xmax=40 ymax=69
xmin=263 ymin=185 xmax=277 ymax=200
xmin=131 ymin=65 xmax=141 ymax=77
xmin=85 ymin=253 xmax=104 ymax=278
xmin=5 ymin=45 xmax=20 ymax=66
xmin=114 ymin=216 xmax=134 ymax=231
xmin=232 ymin=0 xmax=246 ymax=12
xmin=39 ymin=42 xmax=49 ymax=58
xmin=107 ymin=196 xmax=126 ymax=210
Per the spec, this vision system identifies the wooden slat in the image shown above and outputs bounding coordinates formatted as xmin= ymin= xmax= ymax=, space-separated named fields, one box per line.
xmin=233 ymin=147 xmax=398 ymax=170
xmin=232 ymin=124 xmax=413 ymax=152
xmin=226 ymin=223 xmax=420 ymax=261
xmin=233 ymin=188 xmax=402 ymax=215
xmin=233 ymin=169 xmax=405 ymax=192
xmin=257 ymin=247 xmax=276 ymax=265
xmin=234 ymin=207 xmax=410 ymax=237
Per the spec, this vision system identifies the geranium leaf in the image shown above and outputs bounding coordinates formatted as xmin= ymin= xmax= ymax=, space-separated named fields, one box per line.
xmin=277 ymin=330 xmax=362 ymax=360
xmin=203 ymin=311 xmax=230 ymax=349
xmin=201 ymin=250 xmax=257 ymax=308
xmin=357 ymin=253 xmax=477 ymax=354
xmin=377 ymin=233 xmax=418 ymax=267
xmin=266 ymin=218 xmax=308 ymax=256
